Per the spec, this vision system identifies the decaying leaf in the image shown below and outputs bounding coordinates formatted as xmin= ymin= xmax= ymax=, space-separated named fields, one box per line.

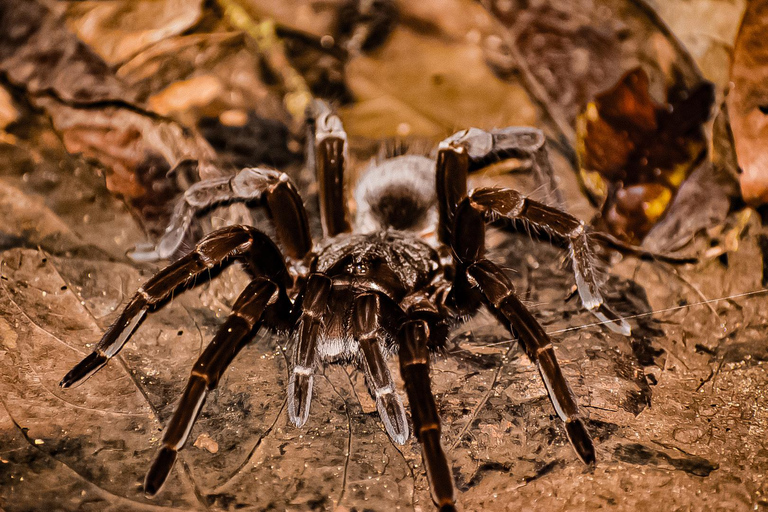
xmin=0 ymin=85 xmax=18 ymax=131
xmin=727 ymin=0 xmax=768 ymax=207
xmin=65 ymin=0 xmax=205 ymax=66
xmin=0 ymin=0 xmax=217 ymax=224
xmin=646 ymin=0 xmax=747 ymax=86
xmin=576 ymin=67 xmax=714 ymax=244
xmin=0 ymin=0 xmax=132 ymax=104
xmin=483 ymin=0 xmax=703 ymax=141
xmin=116 ymin=31 xmax=292 ymax=132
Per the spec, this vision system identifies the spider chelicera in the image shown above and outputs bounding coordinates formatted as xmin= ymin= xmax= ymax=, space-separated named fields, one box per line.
xmin=59 ymin=101 xmax=691 ymax=511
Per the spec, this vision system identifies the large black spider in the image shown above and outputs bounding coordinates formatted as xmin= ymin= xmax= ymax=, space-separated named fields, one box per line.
xmin=59 ymin=101 xmax=689 ymax=511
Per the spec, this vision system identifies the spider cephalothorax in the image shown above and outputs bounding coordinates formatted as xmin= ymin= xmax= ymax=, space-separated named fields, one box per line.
xmin=60 ymin=100 xmax=690 ymax=511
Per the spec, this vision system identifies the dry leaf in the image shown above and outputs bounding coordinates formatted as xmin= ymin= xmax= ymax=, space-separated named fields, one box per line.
xmin=65 ymin=0 xmax=205 ymax=65
xmin=117 ymin=32 xmax=289 ymax=128
xmin=576 ymin=67 xmax=714 ymax=244
xmin=341 ymin=0 xmax=539 ymax=140
xmin=727 ymin=0 xmax=768 ymax=207
xmin=482 ymin=0 xmax=703 ymax=142
xmin=646 ymin=0 xmax=746 ymax=86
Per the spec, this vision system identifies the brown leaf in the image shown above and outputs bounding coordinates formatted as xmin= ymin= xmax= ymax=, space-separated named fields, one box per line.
xmin=0 ymin=85 xmax=18 ymax=130
xmin=341 ymin=0 xmax=540 ymax=140
xmin=0 ymin=0 xmax=132 ymax=103
xmin=727 ymin=0 xmax=768 ymax=206
xmin=483 ymin=0 xmax=703 ymax=140
xmin=116 ymin=32 xmax=289 ymax=128
xmin=646 ymin=0 xmax=747 ymax=86
xmin=65 ymin=0 xmax=205 ymax=65
xmin=38 ymin=98 xmax=215 ymax=199
xmin=576 ymin=67 xmax=714 ymax=243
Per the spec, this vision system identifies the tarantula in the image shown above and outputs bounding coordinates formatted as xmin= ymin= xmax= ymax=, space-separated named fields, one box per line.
xmin=59 ymin=101 xmax=686 ymax=510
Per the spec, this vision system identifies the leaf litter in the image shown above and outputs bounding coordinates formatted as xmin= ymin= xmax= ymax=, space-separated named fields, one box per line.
xmin=0 ymin=0 xmax=767 ymax=511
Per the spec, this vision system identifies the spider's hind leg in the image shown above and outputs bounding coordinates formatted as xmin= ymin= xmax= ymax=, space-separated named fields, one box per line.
xmin=129 ymin=167 xmax=311 ymax=262
xmin=437 ymin=127 xmax=630 ymax=335
xmin=307 ymin=100 xmax=351 ymax=237
xmin=436 ymin=126 xmax=562 ymax=245
xmin=463 ymin=188 xmax=631 ymax=335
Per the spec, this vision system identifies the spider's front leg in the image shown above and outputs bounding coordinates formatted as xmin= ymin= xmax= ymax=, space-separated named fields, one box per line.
xmin=129 ymin=167 xmax=311 ymax=262
xmin=451 ymin=198 xmax=596 ymax=465
xmin=287 ymin=273 xmax=332 ymax=427
xmin=437 ymin=127 xmax=630 ymax=335
xmin=60 ymin=225 xmax=291 ymax=388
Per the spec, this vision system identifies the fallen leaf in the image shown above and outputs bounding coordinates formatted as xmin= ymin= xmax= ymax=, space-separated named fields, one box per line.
xmin=116 ymin=32 xmax=290 ymax=128
xmin=65 ymin=0 xmax=204 ymax=65
xmin=0 ymin=0 xmax=132 ymax=103
xmin=483 ymin=0 xmax=704 ymax=138
xmin=576 ymin=67 xmax=714 ymax=243
xmin=727 ymin=0 xmax=768 ymax=207
xmin=341 ymin=0 xmax=539 ymax=140
xmin=0 ymin=85 xmax=18 ymax=130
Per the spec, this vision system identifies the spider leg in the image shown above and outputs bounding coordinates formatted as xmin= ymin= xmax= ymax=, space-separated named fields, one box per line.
xmin=436 ymin=126 xmax=562 ymax=245
xmin=451 ymin=200 xmax=595 ymax=465
xmin=308 ymin=100 xmax=351 ymax=237
xmin=60 ymin=225 xmax=290 ymax=388
xmin=461 ymin=188 xmax=630 ymax=335
xmin=351 ymin=292 xmax=409 ymax=444
xmin=129 ymin=167 xmax=311 ymax=262
xmin=398 ymin=318 xmax=456 ymax=512
xmin=287 ymin=273 xmax=332 ymax=427
xmin=144 ymin=278 xmax=284 ymax=496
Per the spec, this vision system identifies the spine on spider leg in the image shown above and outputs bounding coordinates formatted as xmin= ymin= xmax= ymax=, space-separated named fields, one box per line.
xmin=467 ymin=260 xmax=595 ymax=464
xmin=288 ymin=274 xmax=332 ymax=428
xmin=399 ymin=320 xmax=457 ymax=512
xmin=145 ymin=279 xmax=279 ymax=496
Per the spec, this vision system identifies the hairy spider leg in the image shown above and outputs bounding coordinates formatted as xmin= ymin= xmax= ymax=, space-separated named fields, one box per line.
xmin=398 ymin=318 xmax=456 ymax=512
xmin=144 ymin=278 xmax=285 ymax=496
xmin=128 ymin=167 xmax=311 ymax=262
xmin=466 ymin=187 xmax=630 ymax=335
xmin=308 ymin=99 xmax=351 ymax=237
xmin=60 ymin=225 xmax=291 ymax=388
xmin=436 ymin=127 xmax=630 ymax=335
xmin=452 ymin=198 xmax=596 ymax=465
xmin=351 ymin=293 xmax=409 ymax=444
xmin=287 ymin=273 xmax=332 ymax=427
xmin=436 ymin=126 xmax=565 ymax=246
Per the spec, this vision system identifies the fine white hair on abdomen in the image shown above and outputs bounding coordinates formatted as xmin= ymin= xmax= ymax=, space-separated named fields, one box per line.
xmin=354 ymin=155 xmax=437 ymax=233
